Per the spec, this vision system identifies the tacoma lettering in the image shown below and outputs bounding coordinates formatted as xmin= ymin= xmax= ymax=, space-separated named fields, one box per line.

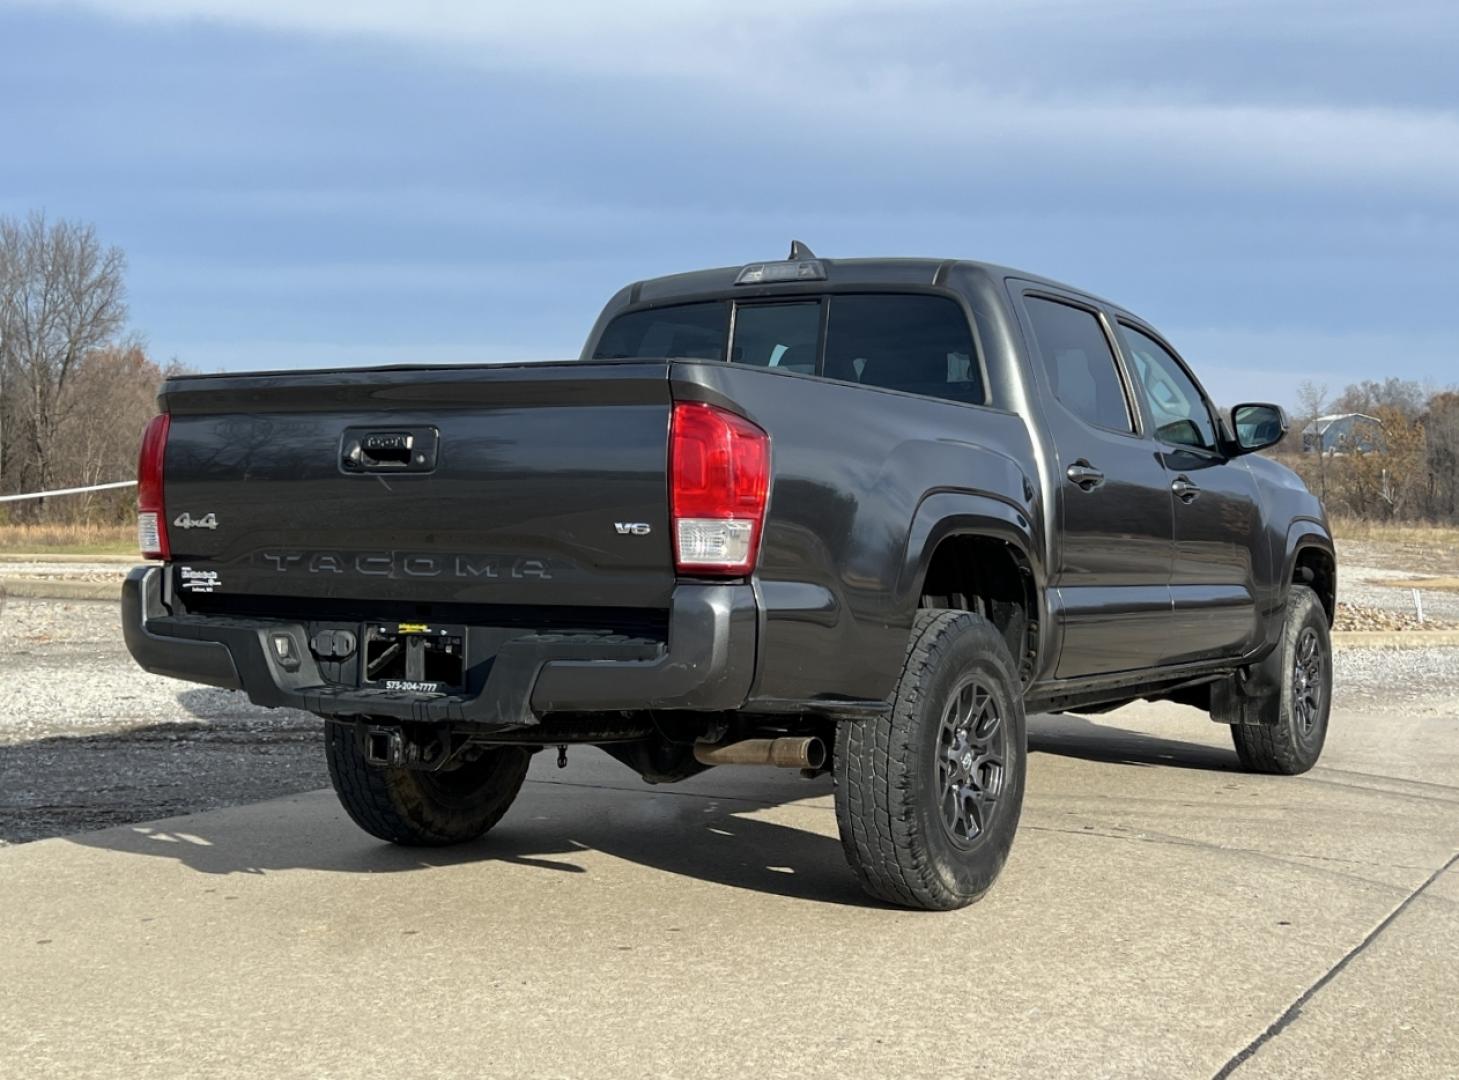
xmin=256 ymin=551 xmax=552 ymax=581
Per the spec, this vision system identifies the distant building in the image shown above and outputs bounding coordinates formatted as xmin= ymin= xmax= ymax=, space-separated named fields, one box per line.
xmin=1301 ymin=413 xmax=1385 ymax=454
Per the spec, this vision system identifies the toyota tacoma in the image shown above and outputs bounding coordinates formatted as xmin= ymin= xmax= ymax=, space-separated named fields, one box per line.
xmin=123 ymin=244 xmax=1335 ymax=910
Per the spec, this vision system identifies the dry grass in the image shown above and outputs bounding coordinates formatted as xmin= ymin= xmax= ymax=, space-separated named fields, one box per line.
xmin=1373 ymin=577 xmax=1459 ymax=592
xmin=1329 ymin=516 xmax=1459 ymax=547
xmin=0 ymin=522 xmax=136 ymax=556
xmin=1330 ymin=516 xmax=1459 ymax=576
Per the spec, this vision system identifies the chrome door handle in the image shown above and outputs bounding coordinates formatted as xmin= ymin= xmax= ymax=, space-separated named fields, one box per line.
xmin=1066 ymin=462 xmax=1105 ymax=491
xmin=1172 ymin=476 xmax=1201 ymax=502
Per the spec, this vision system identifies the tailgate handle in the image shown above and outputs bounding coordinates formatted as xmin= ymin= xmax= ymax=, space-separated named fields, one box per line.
xmin=360 ymin=432 xmax=413 ymax=466
xmin=341 ymin=427 xmax=439 ymax=473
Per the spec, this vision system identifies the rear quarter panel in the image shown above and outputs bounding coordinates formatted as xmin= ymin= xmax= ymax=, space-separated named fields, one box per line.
xmin=670 ymin=361 xmax=1044 ymax=707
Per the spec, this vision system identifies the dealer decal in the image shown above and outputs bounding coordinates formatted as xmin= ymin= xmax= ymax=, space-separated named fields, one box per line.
xmin=383 ymin=680 xmax=444 ymax=693
xmin=179 ymin=567 xmax=221 ymax=593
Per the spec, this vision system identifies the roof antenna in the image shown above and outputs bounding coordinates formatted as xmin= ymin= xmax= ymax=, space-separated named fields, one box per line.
xmin=788 ymin=240 xmax=816 ymax=261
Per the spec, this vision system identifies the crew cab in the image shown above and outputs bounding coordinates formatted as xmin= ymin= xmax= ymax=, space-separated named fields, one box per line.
xmin=123 ymin=245 xmax=1335 ymax=910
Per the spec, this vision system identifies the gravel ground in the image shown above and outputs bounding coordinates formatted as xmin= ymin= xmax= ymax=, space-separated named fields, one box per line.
xmin=0 ymin=595 xmax=314 ymax=742
xmin=3 ymin=591 xmax=1457 ymax=849
xmin=1333 ymin=642 xmax=1459 ymax=713
xmin=1336 ymin=538 xmax=1459 ymax=623
xmin=0 ymin=596 xmax=324 ymax=845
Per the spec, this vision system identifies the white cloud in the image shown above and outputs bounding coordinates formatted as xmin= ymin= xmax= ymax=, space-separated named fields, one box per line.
xmin=26 ymin=0 xmax=908 ymax=74
xmin=24 ymin=0 xmax=1459 ymax=194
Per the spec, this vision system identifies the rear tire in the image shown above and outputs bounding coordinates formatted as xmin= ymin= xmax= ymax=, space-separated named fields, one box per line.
xmin=1229 ymin=585 xmax=1332 ymax=775
xmin=834 ymin=610 xmax=1026 ymax=911
xmin=325 ymin=722 xmax=530 ymax=846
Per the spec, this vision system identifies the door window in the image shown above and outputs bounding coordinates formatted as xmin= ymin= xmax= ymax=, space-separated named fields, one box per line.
xmin=1117 ymin=324 xmax=1218 ymax=451
xmin=823 ymin=294 xmax=983 ymax=404
xmin=1024 ymin=297 xmax=1133 ymax=433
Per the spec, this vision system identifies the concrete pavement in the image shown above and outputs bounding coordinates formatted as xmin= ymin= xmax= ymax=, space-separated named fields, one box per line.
xmin=3 ymin=700 xmax=1457 ymax=1080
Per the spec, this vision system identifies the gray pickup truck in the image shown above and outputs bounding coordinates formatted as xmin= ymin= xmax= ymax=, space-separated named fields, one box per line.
xmin=123 ymin=245 xmax=1335 ymax=910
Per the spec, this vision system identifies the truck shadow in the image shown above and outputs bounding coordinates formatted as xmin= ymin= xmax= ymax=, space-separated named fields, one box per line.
xmin=62 ymin=775 xmax=879 ymax=908
xmin=1028 ymin=713 xmax=1241 ymax=772
xmin=33 ymin=720 xmax=879 ymax=906
xmin=34 ymin=709 xmax=1235 ymax=907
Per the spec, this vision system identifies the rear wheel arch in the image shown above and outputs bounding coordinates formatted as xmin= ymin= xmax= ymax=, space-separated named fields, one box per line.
xmin=907 ymin=508 xmax=1043 ymax=686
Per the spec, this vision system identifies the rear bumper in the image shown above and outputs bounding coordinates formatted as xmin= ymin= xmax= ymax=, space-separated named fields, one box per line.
xmin=121 ymin=566 xmax=756 ymax=728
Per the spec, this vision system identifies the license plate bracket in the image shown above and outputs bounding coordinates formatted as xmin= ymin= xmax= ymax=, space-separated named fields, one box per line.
xmin=362 ymin=622 xmax=465 ymax=693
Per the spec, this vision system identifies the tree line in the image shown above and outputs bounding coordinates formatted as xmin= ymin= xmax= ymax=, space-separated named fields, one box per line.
xmin=0 ymin=212 xmax=180 ymax=523
xmin=1281 ymin=378 xmax=1459 ymax=523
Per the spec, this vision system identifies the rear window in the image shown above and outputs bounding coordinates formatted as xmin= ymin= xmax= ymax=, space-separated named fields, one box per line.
xmin=592 ymin=292 xmax=983 ymax=406
xmin=592 ymin=302 xmax=728 ymax=360
xmin=731 ymin=302 xmax=820 ymax=371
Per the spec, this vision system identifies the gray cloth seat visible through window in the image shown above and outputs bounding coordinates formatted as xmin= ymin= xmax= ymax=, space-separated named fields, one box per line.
xmin=860 ymin=351 xmax=942 ymax=394
xmin=1052 ymin=351 xmax=1097 ymax=417
xmin=856 ymin=350 xmax=987 ymax=404
xmin=1052 ymin=349 xmax=1125 ymax=429
xmin=772 ymin=345 xmax=816 ymax=373
xmin=665 ymin=331 xmax=721 ymax=360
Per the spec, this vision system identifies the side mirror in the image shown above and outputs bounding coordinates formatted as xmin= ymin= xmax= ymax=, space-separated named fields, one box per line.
xmin=1229 ymin=403 xmax=1287 ymax=454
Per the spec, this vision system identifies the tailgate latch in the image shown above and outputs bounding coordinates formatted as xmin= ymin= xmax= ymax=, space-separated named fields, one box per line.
xmin=340 ymin=426 xmax=439 ymax=473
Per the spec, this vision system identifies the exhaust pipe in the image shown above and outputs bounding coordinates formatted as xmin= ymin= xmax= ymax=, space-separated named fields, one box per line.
xmin=693 ymin=736 xmax=827 ymax=770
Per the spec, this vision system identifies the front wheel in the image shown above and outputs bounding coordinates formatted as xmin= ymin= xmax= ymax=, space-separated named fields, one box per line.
xmin=1229 ymin=584 xmax=1332 ymax=775
xmin=325 ymin=722 xmax=531 ymax=846
xmin=834 ymin=610 xmax=1027 ymax=911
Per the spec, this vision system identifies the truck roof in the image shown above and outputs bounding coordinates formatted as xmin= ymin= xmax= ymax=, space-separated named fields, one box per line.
xmin=627 ymin=256 xmax=1129 ymax=316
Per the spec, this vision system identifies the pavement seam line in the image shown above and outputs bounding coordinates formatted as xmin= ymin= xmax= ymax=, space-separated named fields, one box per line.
xmin=1211 ymin=848 xmax=1459 ymax=1080
xmin=1022 ymin=823 xmax=1438 ymax=874
xmin=1308 ymin=765 xmax=1459 ymax=794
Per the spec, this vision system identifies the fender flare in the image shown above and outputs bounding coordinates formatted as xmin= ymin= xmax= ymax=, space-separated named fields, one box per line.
xmin=897 ymin=490 xmax=1050 ymax=676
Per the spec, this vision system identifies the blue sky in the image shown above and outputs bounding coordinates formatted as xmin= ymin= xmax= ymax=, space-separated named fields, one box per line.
xmin=2 ymin=0 xmax=1456 ymax=406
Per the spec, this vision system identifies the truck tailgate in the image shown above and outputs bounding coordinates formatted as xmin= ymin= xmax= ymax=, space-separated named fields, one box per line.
xmin=158 ymin=362 xmax=675 ymax=612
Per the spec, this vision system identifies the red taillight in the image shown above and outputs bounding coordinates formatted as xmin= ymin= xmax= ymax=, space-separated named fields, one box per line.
xmin=669 ymin=402 xmax=770 ymax=576
xmin=137 ymin=413 xmax=171 ymax=560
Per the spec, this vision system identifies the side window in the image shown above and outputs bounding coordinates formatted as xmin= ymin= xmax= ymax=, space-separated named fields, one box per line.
xmin=731 ymin=302 xmax=821 ymax=371
xmin=1117 ymin=324 xmax=1218 ymax=451
xmin=1023 ymin=297 xmax=1132 ymax=433
xmin=592 ymin=302 xmax=728 ymax=360
xmin=823 ymin=294 xmax=983 ymax=405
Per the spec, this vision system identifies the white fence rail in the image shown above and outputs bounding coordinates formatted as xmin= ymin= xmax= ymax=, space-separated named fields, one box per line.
xmin=0 ymin=480 xmax=137 ymax=504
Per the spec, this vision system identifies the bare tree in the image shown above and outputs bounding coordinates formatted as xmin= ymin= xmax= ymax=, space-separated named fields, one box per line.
xmin=46 ymin=342 xmax=168 ymax=522
xmin=1425 ymin=391 xmax=1459 ymax=520
xmin=0 ymin=212 xmax=128 ymax=511
xmin=1293 ymin=380 xmax=1329 ymax=432
xmin=0 ymin=230 xmax=20 ymax=490
xmin=1331 ymin=377 xmax=1427 ymax=420
xmin=1291 ymin=380 xmax=1330 ymax=502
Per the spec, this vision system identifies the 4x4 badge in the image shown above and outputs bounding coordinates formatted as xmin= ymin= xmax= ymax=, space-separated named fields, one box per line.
xmin=173 ymin=512 xmax=219 ymax=530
